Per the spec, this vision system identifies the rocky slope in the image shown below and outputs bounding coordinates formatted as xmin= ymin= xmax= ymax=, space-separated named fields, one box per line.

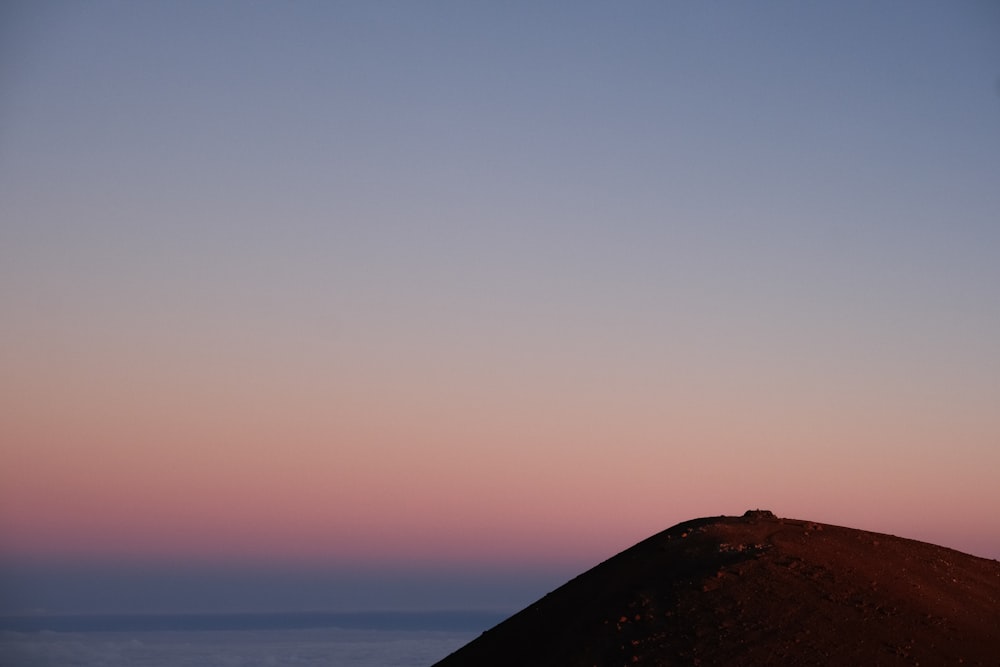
xmin=434 ymin=510 xmax=1000 ymax=666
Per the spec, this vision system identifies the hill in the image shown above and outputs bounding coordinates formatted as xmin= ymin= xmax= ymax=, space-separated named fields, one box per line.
xmin=433 ymin=510 xmax=1000 ymax=666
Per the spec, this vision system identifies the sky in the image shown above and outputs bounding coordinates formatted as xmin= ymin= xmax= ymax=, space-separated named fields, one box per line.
xmin=2 ymin=1 xmax=999 ymax=614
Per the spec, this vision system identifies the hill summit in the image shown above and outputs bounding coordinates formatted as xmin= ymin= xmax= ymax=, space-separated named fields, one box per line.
xmin=434 ymin=511 xmax=1000 ymax=665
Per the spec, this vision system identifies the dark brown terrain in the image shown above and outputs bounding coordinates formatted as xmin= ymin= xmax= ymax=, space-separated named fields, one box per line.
xmin=434 ymin=511 xmax=1000 ymax=666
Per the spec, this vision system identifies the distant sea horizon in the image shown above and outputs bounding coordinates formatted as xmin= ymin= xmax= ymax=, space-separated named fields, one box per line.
xmin=0 ymin=608 xmax=509 ymax=633
xmin=0 ymin=610 xmax=504 ymax=666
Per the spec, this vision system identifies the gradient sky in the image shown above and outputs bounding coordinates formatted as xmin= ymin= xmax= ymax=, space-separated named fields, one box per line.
xmin=2 ymin=1 xmax=999 ymax=613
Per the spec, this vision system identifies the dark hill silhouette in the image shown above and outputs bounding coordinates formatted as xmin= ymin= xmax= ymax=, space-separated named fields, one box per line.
xmin=434 ymin=511 xmax=1000 ymax=666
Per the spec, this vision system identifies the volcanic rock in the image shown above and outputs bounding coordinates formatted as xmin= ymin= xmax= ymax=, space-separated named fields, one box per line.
xmin=433 ymin=512 xmax=1000 ymax=666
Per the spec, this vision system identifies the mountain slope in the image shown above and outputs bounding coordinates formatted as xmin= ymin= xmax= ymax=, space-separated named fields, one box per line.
xmin=434 ymin=511 xmax=1000 ymax=666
